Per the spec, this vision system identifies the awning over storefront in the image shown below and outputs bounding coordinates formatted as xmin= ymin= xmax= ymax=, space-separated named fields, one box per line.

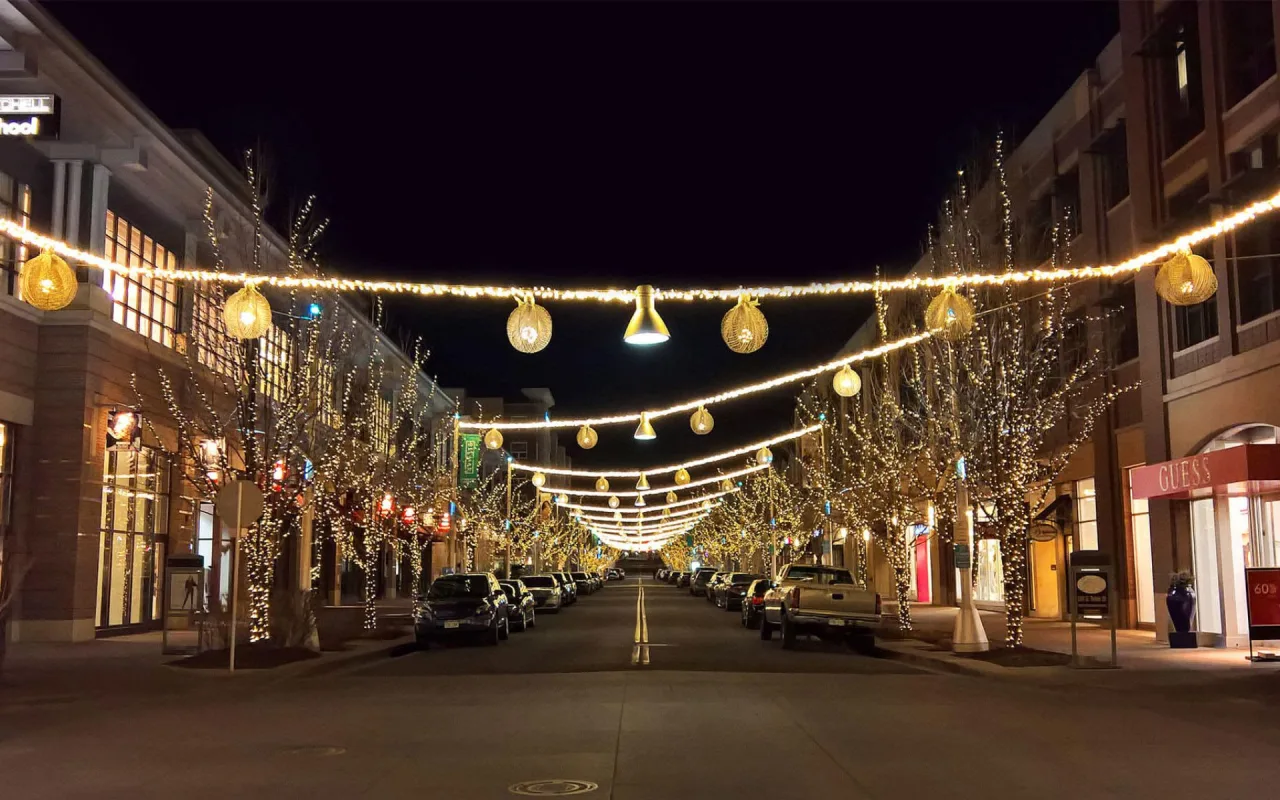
xmin=1130 ymin=444 xmax=1280 ymax=500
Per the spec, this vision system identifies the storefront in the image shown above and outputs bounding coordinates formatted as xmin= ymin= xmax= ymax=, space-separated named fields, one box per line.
xmin=1130 ymin=426 xmax=1280 ymax=648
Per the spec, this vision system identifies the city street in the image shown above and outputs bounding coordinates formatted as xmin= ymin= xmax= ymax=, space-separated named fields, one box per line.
xmin=4 ymin=576 xmax=1279 ymax=800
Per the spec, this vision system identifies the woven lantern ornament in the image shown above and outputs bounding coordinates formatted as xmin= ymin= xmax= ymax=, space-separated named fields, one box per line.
xmin=19 ymin=249 xmax=77 ymax=311
xmin=223 ymin=283 xmax=273 ymax=340
xmin=636 ymin=473 xmax=650 ymax=490
xmin=721 ymin=294 xmax=768 ymax=353
xmin=663 ymin=508 xmax=671 ymax=517
xmin=832 ymin=364 xmax=862 ymax=398
xmin=1155 ymin=249 xmax=1218 ymax=306
xmin=721 ymin=479 xmax=733 ymax=492
xmin=666 ymin=491 xmax=677 ymax=504
xmin=674 ymin=468 xmax=691 ymax=486
xmin=483 ymin=428 xmax=504 ymax=450
xmin=690 ymin=405 xmax=714 ymax=435
xmin=506 ymin=296 xmax=552 ymax=353
xmin=576 ymin=424 xmax=598 ymax=450
xmin=608 ymin=495 xmax=620 ymax=509
xmin=756 ymin=447 xmax=773 ymax=465
xmin=595 ymin=477 xmax=610 ymax=492
xmin=924 ymin=287 xmax=975 ymax=342
xmin=557 ymin=493 xmax=569 ymax=505
xmin=531 ymin=472 xmax=546 ymax=489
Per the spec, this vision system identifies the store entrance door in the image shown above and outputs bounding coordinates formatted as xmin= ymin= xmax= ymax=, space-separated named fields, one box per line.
xmin=914 ymin=534 xmax=931 ymax=604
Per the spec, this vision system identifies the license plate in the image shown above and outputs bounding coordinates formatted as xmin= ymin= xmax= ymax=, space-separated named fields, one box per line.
xmin=827 ymin=618 xmax=846 ymax=627
xmin=444 ymin=621 xmax=460 ymax=629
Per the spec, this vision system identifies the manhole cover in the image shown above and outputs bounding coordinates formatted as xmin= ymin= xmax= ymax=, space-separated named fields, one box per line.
xmin=508 ymin=779 xmax=599 ymax=796
xmin=282 ymin=745 xmax=346 ymax=757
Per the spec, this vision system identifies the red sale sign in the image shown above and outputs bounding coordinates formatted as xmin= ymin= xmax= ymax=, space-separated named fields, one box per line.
xmin=1245 ymin=568 xmax=1280 ymax=634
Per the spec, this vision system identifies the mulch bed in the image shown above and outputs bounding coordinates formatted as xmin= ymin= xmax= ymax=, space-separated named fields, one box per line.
xmin=958 ymin=646 xmax=1071 ymax=668
xmin=169 ymin=644 xmax=321 ymax=670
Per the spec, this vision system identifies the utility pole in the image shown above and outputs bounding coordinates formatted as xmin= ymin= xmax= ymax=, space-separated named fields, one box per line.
xmin=948 ymin=346 xmax=988 ymax=653
xmin=449 ymin=415 xmax=461 ymax=572
xmin=504 ymin=459 xmax=513 ymax=579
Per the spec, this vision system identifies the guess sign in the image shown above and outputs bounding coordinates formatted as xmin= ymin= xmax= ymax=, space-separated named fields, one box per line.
xmin=1129 ymin=445 xmax=1280 ymax=500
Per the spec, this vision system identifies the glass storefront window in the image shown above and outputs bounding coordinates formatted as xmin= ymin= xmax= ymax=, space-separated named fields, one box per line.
xmin=975 ymin=538 xmax=1004 ymax=603
xmin=98 ymin=447 xmax=169 ymax=629
xmin=1075 ymin=478 xmax=1098 ymax=550
xmin=1127 ymin=467 xmax=1156 ymax=625
xmin=1191 ymin=498 xmax=1222 ymax=635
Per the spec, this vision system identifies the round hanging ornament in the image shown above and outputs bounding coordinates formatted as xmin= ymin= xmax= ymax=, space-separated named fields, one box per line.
xmin=674 ymin=468 xmax=691 ymax=486
xmin=690 ymin=405 xmax=714 ymax=435
xmin=483 ymin=428 xmax=504 ymax=450
xmin=19 ymin=249 xmax=77 ymax=311
xmin=506 ymin=296 xmax=552 ymax=353
xmin=595 ymin=476 xmax=610 ymax=492
xmin=924 ymin=286 xmax=975 ymax=341
xmin=1154 ymin=249 xmax=1218 ymax=306
xmin=832 ymin=364 xmax=862 ymax=398
xmin=224 ymin=283 xmax=273 ymax=340
xmin=608 ymin=495 xmax=620 ymax=509
xmin=576 ymin=424 xmax=598 ymax=449
xmin=721 ymin=294 xmax=768 ymax=353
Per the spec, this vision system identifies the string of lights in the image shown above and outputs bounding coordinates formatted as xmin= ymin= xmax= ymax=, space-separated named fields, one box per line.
xmin=559 ymin=488 xmax=738 ymax=514
xmin=540 ymin=463 xmax=768 ymax=498
xmin=463 ymin=339 xmax=928 ymax=430
xmin=7 ymin=185 xmax=1277 ymax=301
xmin=573 ymin=504 xmax=714 ymax=523
xmin=514 ymin=426 xmax=817 ymax=477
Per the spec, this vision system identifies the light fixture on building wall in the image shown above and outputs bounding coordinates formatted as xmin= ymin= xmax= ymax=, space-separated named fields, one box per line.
xmin=105 ymin=408 xmax=141 ymax=451
xmin=623 ymin=284 xmax=670 ymax=345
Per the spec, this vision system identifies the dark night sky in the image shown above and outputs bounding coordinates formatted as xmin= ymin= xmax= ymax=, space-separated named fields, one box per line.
xmin=50 ymin=1 xmax=1118 ymax=467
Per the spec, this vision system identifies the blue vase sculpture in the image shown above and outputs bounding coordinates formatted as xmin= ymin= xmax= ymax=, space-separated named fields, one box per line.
xmin=1166 ymin=584 xmax=1196 ymax=634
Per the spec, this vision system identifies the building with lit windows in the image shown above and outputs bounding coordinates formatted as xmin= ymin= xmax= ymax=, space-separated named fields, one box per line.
xmin=842 ymin=0 xmax=1280 ymax=648
xmin=0 ymin=2 xmax=452 ymax=642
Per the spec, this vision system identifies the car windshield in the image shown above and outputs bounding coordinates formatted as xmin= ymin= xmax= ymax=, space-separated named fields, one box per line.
xmin=522 ymin=576 xmax=555 ymax=588
xmin=786 ymin=566 xmax=855 ymax=585
xmin=572 ymin=573 xmax=588 ymax=580
xmin=731 ymin=573 xmax=757 ymax=583
xmin=428 ymin=576 xmax=490 ymax=599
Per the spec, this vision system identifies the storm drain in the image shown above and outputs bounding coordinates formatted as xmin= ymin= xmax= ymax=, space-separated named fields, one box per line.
xmin=508 ymin=779 xmax=599 ymax=796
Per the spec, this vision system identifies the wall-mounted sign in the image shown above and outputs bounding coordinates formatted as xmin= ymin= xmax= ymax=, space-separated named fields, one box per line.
xmin=0 ymin=94 xmax=60 ymax=139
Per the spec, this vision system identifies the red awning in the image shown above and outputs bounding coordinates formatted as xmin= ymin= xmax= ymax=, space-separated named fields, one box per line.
xmin=1130 ymin=444 xmax=1280 ymax=500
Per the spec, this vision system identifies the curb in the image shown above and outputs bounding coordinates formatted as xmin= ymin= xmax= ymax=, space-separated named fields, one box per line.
xmin=874 ymin=639 xmax=1008 ymax=678
xmin=296 ymin=636 xmax=415 ymax=677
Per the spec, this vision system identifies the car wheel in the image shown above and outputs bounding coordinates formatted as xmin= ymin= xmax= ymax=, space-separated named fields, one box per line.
xmin=760 ymin=614 xmax=774 ymax=641
xmin=487 ymin=620 xmax=501 ymax=646
xmin=781 ymin=613 xmax=797 ymax=650
xmin=499 ymin=617 xmax=510 ymax=640
xmin=528 ymin=610 xmax=536 ymax=629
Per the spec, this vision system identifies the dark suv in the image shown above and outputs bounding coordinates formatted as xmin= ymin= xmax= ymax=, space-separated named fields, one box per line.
xmin=689 ymin=568 xmax=718 ymax=597
xmin=415 ymin=572 xmax=510 ymax=647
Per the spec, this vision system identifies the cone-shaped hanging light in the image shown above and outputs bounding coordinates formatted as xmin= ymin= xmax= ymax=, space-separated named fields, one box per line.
xmin=635 ymin=495 xmax=646 ymax=507
xmin=636 ymin=473 xmax=650 ymax=490
xmin=623 ymin=284 xmax=670 ymax=345
xmin=634 ymin=412 xmax=656 ymax=440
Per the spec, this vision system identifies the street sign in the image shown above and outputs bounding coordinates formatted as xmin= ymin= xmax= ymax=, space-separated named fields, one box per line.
xmin=214 ymin=480 xmax=264 ymax=534
xmin=459 ymin=433 xmax=482 ymax=489
xmin=953 ymin=543 xmax=971 ymax=570
xmin=1245 ymin=567 xmax=1280 ymax=642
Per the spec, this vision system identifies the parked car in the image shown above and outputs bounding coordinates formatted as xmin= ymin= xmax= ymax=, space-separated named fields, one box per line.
xmin=714 ymin=573 xmax=763 ymax=611
xmin=606 ymin=568 xmax=623 ymax=581
xmin=668 ymin=571 xmax=684 ymax=585
xmin=740 ymin=578 xmax=771 ymax=628
xmin=520 ymin=574 xmax=563 ymax=612
xmin=655 ymin=568 xmax=669 ymax=582
xmin=689 ymin=568 xmax=718 ymax=597
xmin=415 ymin=572 xmax=510 ymax=648
xmin=553 ymin=572 xmax=578 ymax=604
xmin=760 ymin=564 xmax=880 ymax=651
xmin=676 ymin=572 xmax=692 ymax=588
xmin=588 ymin=573 xmax=603 ymax=592
xmin=704 ymin=572 xmax=729 ymax=602
xmin=499 ymin=580 xmax=537 ymax=632
xmin=571 ymin=571 xmax=594 ymax=595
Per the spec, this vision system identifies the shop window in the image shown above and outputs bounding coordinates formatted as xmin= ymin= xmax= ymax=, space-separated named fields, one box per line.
xmin=192 ymin=287 xmax=242 ymax=378
xmin=257 ymin=324 xmax=294 ymax=404
xmin=1098 ymin=123 xmax=1130 ymax=210
xmin=1110 ymin=280 xmax=1140 ymax=363
xmin=510 ymin=440 xmax=529 ymax=461
xmin=370 ymin=394 xmax=392 ymax=455
xmin=0 ymin=172 xmax=31 ymax=298
xmin=103 ymin=211 xmax=179 ymax=348
xmin=1234 ymin=217 xmax=1280 ymax=323
xmin=195 ymin=501 xmax=231 ymax=611
xmin=1127 ymin=466 xmax=1155 ymax=625
xmin=1074 ymin=478 xmax=1098 ymax=550
xmin=97 ymin=447 xmax=168 ymax=629
xmin=1223 ymin=1 xmax=1276 ymax=109
xmin=975 ymin=538 xmax=1004 ymax=603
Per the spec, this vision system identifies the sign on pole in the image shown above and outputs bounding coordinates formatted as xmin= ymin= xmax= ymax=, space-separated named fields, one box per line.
xmin=459 ymin=433 xmax=482 ymax=489
xmin=214 ymin=480 xmax=265 ymax=534
xmin=953 ymin=543 xmax=971 ymax=571
xmin=1245 ymin=567 xmax=1280 ymax=661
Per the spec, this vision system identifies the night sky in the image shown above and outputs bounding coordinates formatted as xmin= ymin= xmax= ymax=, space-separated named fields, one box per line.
xmin=51 ymin=1 xmax=1118 ymax=467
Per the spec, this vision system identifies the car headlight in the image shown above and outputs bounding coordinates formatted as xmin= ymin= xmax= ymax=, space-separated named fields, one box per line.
xmin=473 ymin=606 xmax=491 ymax=618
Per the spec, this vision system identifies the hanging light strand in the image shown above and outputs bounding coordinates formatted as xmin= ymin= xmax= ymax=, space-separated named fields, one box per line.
xmin=4 ymin=186 xmax=1276 ymax=302
xmin=559 ymin=487 xmax=739 ymax=514
xmin=541 ymin=463 xmax=768 ymax=498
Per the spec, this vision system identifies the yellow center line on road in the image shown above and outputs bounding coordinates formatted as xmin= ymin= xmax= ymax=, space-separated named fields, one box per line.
xmin=631 ymin=576 xmax=650 ymax=666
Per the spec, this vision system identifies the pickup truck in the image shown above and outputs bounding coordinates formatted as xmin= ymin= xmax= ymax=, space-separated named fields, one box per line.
xmin=760 ymin=563 xmax=881 ymax=651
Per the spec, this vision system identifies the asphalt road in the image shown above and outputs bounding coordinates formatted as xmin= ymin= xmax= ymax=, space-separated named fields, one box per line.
xmin=5 ymin=576 xmax=1280 ymax=799
xmin=360 ymin=575 xmax=916 ymax=676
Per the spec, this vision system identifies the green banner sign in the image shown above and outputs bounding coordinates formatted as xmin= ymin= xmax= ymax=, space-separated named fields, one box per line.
xmin=459 ymin=433 xmax=482 ymax=489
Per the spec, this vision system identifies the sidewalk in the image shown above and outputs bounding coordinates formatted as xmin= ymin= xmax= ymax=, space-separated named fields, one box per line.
xmin=877 ymin=603 xmax=1280 ymax=682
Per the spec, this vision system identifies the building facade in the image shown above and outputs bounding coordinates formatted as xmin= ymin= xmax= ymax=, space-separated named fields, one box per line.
xmin=0 ymin=1 xmax=452 ymax=643
xmin=843 ymin=0 xmax=1280 ymax=648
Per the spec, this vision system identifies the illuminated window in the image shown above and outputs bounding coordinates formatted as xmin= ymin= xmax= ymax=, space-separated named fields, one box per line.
xmin=0 ymin=172 xmax=31 ymax=298
xmin=1127 ymin=466 xmax=1155 ymax=624
xmin=192 ymin=287 xmax=242 ymax=377
xmin=370 ymin=394 xmax=392 ymax=454
xmin=102 ymin=211 xmax=179 ymax=348
xmin=1075 ymin=478 xmax=1098 ymax=550
xmin=304 ymin=357 xmax=340 ymax=427
xmin=257 ymin=324 xmax=294 ymax=404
